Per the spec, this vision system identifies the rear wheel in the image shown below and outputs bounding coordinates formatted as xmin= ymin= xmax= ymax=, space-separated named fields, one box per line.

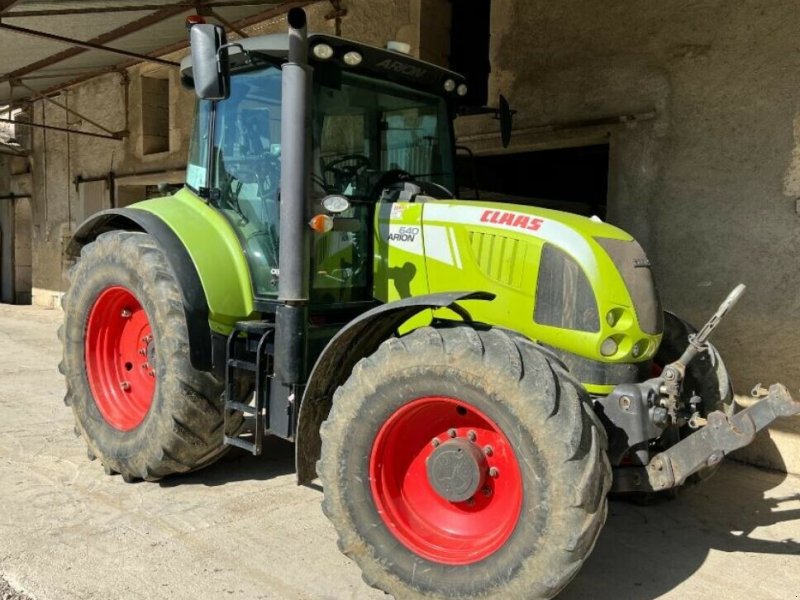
xmin=318 ymin=326 xmax=611 ymax=599
xmin=60 ymin=231 xmax=244 ymax=481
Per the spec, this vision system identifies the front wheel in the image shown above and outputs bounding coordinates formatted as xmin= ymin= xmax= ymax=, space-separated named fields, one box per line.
xmin=318 ymin=326 xmax=611 ymax=599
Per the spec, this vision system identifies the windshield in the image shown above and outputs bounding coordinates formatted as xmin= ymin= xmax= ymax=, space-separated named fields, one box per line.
xmin=312 ymin=71 xmax=454 ymax=199
xmin=203 ymin=66 xmax=454 ymax=301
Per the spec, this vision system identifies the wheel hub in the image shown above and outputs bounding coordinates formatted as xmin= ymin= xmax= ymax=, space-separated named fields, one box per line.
xmin=426 ymin=438 xmax=487 ymax=502
xmin=85 ymin=286 xmax=156 ymax=431
xmin=369 ymin=396 xmax=523 ymax=565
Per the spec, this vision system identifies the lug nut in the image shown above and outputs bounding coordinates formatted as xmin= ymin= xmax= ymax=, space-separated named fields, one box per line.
xmin=148 ymin=370 xmax=156 ymax=378
xmin=120 ymin=381 xmax=131 ymax=391
xmin=483 ymin=445 xmax=493 ymax=457
xmin=138 ymin=349 xmax=146 ymax=356
xmin=467 ymin=430 xmax=477 ymax=442
xmin=619 ymin=396 xmax=632 ymax=411
xmin=431 ymin=437 xmax=440 ymax=448
xmin=465 ymin=497 xmax=475 ymax=506
xmin=482 ymin=486 xmax=492 ymax=497
xmin=141 ymin=363 xmax=149 ymax=370
xmin=447 ymin=428 xmax=457 ymax=438
xmin=120 ymin=309 xmax=132 ymax=318
xmin=489 ymin=467 xmax=499 ymax=477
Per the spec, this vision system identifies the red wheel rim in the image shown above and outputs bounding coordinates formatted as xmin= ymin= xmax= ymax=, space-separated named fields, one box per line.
xmin=85 ymin=286 xmax=156 ymax=431
xmin=369 ymin=396 xmax=523 ymax=565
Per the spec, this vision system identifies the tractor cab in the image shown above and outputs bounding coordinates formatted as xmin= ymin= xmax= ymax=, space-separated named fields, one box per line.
xmin=180 ymin=30 xmax=466 ymax=308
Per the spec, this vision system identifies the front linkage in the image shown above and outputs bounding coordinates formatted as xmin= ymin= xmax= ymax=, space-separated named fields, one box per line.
xmin=600 ymin=284 xmax=800 ymax=493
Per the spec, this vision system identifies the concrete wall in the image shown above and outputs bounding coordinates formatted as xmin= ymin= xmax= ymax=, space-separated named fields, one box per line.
xmin=456 ymin=0 xmax=800 ymax=471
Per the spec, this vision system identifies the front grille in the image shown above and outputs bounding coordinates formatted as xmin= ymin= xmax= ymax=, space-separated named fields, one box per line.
xmin=534 ymin=243 xmax=600 ymax=333
xmin=595 ymin=237 xmax=663 ymax=335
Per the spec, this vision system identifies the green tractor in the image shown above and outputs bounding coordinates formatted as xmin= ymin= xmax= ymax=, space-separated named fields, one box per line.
xmin=60 ymin=8 xmax=799 ymax=599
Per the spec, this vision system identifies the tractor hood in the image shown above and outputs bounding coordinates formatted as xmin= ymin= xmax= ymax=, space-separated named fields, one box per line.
xmin=378 ymin=198 xmax=663 ymax=371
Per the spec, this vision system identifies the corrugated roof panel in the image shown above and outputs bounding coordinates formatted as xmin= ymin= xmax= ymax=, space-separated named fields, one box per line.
xmin=0 ymin=0 xmax=295 ymax=103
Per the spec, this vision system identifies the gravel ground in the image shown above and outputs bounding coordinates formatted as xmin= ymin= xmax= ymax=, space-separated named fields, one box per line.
xmin=0 ymin=574 xmax=33 ymax=600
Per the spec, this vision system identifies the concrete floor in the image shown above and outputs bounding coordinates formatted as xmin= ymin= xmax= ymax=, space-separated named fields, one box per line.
xmin=0 ymin=304 xmax=799 ymax=600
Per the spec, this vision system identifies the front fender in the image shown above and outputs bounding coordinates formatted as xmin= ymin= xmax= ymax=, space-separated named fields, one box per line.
xmin=295 ymin=290 xmax=495 ymax=484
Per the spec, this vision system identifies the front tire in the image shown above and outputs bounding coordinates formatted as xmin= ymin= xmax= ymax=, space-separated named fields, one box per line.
xmin=60 ymin=231 xmax=243 ymax=481
xmin=318 ymin=326 xmax=611 ymax=599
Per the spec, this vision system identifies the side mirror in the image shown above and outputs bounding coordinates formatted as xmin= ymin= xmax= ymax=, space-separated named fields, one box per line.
xmin=499 ymin=94 xmax=514 ymax=148
xmin=189 ymin=24 xmax=230 ymax=100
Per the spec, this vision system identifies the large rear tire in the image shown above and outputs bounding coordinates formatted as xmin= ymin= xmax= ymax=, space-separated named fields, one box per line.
xmin=60 ymin=231 xmax=243 ymax=481
xmin=318 ymin=326 xmax=611 ymax=599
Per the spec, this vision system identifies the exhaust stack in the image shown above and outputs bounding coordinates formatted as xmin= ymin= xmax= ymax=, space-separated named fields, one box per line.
xmin=278 ymin=7 xmax=311 ymax=304
xmin=275 ymin=7 xmax=311 ymax=396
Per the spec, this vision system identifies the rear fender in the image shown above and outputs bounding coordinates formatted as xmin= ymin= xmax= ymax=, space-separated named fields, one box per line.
xmin=295 ymin=290 xmax=495 ymax=484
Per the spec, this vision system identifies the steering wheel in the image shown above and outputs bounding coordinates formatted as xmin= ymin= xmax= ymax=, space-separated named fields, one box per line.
xmin=371 ymin=169 xmax=455 ymax=201
xmin=370 ymin=169 xmax=413 ymax=199
xmin=323 ymin=153 xmax=372 ymax=191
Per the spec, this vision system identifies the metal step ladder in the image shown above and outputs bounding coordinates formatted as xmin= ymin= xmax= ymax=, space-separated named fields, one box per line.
xmin=222 ymin=320 xmax=275 ymax=455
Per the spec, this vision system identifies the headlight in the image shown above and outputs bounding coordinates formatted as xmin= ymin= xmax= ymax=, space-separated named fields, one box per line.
xmin=457 ymin=83 xmax=468 ymax=96
xmin=343 ymin=51 xmax=363 ymax=66
xmin=322 ymin=194 xmax=350 ymax=214
xmin=444 ymin=79 xmax=456 ymax=92
xmin=312 ymin=44 xmax=334 ymax=60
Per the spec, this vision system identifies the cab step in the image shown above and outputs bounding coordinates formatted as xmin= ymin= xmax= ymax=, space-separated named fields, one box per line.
xmin=222 ymin=320 xmax=275 ymax=455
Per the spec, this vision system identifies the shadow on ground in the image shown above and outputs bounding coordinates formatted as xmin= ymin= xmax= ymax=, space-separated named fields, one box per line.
xmin=160 ymin=433 xmax=800 ymax=598
xmin=563 ymin=435 xmax=800 ymax=599
xmin=159 ymin=435 xmax=296 ymax=488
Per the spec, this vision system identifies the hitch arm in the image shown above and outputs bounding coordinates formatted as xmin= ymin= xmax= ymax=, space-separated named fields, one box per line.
xmin=613 ymin=384 xmax=800 ymax=493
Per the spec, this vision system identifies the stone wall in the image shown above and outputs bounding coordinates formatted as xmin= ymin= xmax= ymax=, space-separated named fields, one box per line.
xmin=458 ymin=0 xmax=800 ymax=471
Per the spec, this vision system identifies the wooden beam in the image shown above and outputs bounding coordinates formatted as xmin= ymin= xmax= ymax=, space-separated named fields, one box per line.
xmin=0 ymin=1 xmax=24 ymax=14
xmin=1 ymin=2 xmax=285 ymax=18
xmin=0 ymin=22 xmax=180 ymax=68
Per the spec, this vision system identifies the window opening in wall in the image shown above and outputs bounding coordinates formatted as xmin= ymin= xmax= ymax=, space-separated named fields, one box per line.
xmin=0 ymin=106 xmax=25 ymax=148
xmin=456 ymin=144 xmax=610 ymax=219
xmin=141 ymin=75 xmax=170 ymax=155
xmin=449 ymin=0 xmax=491 ymax=107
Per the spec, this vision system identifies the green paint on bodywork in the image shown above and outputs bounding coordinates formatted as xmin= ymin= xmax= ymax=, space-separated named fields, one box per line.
xmin=374 ymin=199 xmax=662 ymax=370
xmin=132 ymin=187 xmax=256 ymax=333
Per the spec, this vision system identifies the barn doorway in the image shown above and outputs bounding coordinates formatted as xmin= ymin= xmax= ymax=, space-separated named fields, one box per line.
xmin=0 ymin=196 xmax=32 ymax=305
xmin=14 ymin=197 xmax=32 ymax=304
xmin=457 ymin=144 xmax=610 ymax=219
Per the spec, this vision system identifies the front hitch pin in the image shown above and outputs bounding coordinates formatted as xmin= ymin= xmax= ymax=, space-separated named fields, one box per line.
xmin=678 ymin=283 xmax=746 ymax=367
xmin=660 ymin=284 xmax=746 ymax=418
